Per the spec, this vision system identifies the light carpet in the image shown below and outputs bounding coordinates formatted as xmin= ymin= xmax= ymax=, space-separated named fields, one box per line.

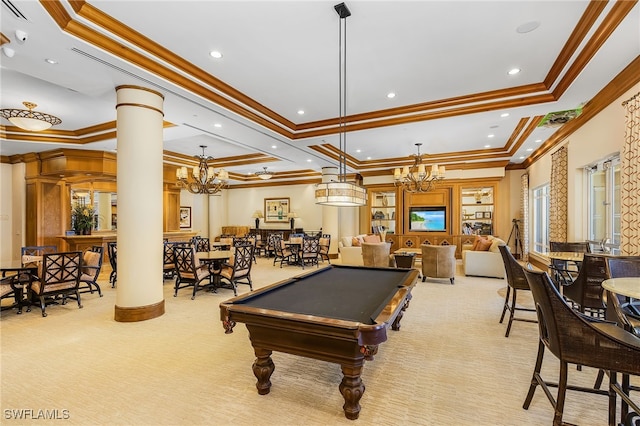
xmin=0 ymin=258 xmax=633 ymax=425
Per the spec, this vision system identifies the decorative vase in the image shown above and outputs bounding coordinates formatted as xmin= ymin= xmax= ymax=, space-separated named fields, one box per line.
xmin=380 ymin=230 xmax=387 ymax=243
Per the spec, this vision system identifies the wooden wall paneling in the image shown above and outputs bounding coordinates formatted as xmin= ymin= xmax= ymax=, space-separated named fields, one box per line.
xmin=25 ymin=183 xmax=37 ymax=246
xmin=163 ymin=188 xmax=180 ymax=232
xmin=41 ymin=182 xmax=63 ymax=248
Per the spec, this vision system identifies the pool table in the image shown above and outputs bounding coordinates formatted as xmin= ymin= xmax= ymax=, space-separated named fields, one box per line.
xmin=219 ymin=264 xmax=419 ymax=420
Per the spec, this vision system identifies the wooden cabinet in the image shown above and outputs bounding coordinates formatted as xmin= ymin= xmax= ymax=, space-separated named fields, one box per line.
xmin=460 ymin=185 xmax=495 ymax=236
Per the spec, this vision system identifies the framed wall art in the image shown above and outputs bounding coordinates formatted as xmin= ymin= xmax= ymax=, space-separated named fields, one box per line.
xmin=179 ymin=206 xmax=191 ymax=228
xmin=264 ymin=197 xmax=290 ymax=223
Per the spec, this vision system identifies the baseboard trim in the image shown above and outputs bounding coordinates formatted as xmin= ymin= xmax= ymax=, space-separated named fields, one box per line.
xmin=114 ymin=299 xmax=165 ymax=322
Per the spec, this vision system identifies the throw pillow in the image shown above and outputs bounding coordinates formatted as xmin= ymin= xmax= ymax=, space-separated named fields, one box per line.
xmin=471 ymin=236 xmax=484 ymax=251
xmin=83 ymin=251 xmax=101 ymax=267
xmin=475 ymin=238 xmax=492 ymax=251
xmin=363 ymin=234 xmax=381 ymax=243
xmin=351 ymin=237 xmax=362 ymax=247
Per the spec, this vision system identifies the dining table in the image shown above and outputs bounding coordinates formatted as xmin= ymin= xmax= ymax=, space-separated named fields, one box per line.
xmin=602 ymin=277 xmax=640 ymax=315
xmin=1 ymin=260 xmax=39 ymax=314
xmin=196 ymin=250 xmax=232 ymax=288
xmin=541 ymin=251 xmax=585 ymax=287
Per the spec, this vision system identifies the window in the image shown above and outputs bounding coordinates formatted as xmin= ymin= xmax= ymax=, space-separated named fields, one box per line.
xmin=586 ymin=156 xmax=620 ymax=253
xmin=533 ymin=184 xmax=550 ymax=253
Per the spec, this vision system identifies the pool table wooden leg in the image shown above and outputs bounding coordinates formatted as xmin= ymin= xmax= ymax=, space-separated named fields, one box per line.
xmin=391 ymin=295 xmax=412 ymax=331
xmin=252 ymin=347 xmax=275 ymax=395
xmin=339 ymin=364 xmax=365 ymax=420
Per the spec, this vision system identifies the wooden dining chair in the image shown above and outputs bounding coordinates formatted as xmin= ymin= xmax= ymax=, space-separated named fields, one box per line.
xmin=219 ymin=244 xmax=255 ymax=296
xmin=107 ymin=242 xmax=117 ymax=288
xmin=28 ymin=251 xmax=83 ymax=317
xmin=522 ymin=267 xmax=640 ymax=426
xmin=498 ymin=245 xmax=537 ymax=337
xmin=173 ymin=245 xmax=213 ymax=300
xmin=79 ymin=245 xmax=104 ymax=297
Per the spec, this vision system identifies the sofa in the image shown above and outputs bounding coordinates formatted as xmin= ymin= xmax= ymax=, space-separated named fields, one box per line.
xmin=338 ymin=235 xmax=383 ymax=266
xmin=462 ymin=236 xmax=507 ymax=279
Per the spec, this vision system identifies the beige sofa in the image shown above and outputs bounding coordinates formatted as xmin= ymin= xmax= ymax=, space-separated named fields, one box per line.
xmin=338 ymin=235 xmax=383 ymax=266
xmin=462 ymin=236 xmax=507 ymax=279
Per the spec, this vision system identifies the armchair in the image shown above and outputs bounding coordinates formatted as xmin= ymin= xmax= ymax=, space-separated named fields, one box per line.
xmin=173 ymin=245 xmax=213 ymax=299
xmin=79 ymin=246 xmax=103 ymax=297
xmin=421 ymin=244 xmax=456 ymax=284
xmin=361 ymin=242 xmax=392 ymax=268
xmin=28 ymin=251 xmax=83 ymax=317
xmin=219 ymin=244 xmax=254 ymax=296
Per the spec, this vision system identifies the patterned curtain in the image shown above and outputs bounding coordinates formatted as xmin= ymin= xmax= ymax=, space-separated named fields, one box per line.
xmin=620 ymin=93 xmax=640 ymax=255
xmin=520 ymin=173 xmax=529 ymax=261
xmin=549 ymin=146 xmax=568 ymax=242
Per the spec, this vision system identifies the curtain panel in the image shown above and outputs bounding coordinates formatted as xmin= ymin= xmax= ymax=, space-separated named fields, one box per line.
xmin=520 ymin=173 xmax=529 ymax=261
xmin=549 ymin=146 xmax=568 ymax=243
xmin=620 ymin=93 xmax=640 ymax=255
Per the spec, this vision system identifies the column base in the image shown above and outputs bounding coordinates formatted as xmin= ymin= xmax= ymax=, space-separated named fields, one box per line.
xmin=114 ymin=299 xmax=165 ymax=322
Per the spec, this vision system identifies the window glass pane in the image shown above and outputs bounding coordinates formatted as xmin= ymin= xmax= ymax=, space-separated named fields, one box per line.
xmin=589 ymin=170 xmax=606 ymax=240
xmin=533 ymin=184 xmax=549 ymax=253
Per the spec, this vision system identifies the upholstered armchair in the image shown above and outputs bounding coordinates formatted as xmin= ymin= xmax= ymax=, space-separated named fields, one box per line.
xmin=219 ymin=244 xmax=255 ymax=296
xmin=421 ymin=244 xmax=456 ymax=284
xmin=361 ymin=242 xmax=393 ymax=268
xmin=29 ymin=251 xmax=83 ymax=317
xmin=173 ymin=245 xmax=213 ymax=299
xmin=79 ymin=246 xmax=103 ymax=297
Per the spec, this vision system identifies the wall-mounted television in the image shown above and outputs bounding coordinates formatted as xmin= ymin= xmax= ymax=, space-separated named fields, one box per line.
xmin=409 ymin=206 xmax=447 ymax=232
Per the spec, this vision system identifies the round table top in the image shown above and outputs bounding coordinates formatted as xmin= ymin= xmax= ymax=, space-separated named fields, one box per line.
xmin=602 ymin=277 xmax=640 ymax=299
xmin=542 ymin=251 xmax=585 ymax=262
xmin=197 ymin=250 xmax=232 ymax=261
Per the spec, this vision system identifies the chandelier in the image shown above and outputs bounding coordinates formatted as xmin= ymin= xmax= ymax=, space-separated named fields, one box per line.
xmin=0 ymin=101 xmax=62 ymax=131
xmin=393 ymin=143 xmax=445 ymax=193
xmin=255 ymin=167 xmax=274 ymax=180
xmin=315 ymin=2 xmax=367 ymax=207
xmin=176 ymin=145 xmax=229 ymax=195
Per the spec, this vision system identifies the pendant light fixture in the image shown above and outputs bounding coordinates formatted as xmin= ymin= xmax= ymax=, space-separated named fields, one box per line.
xmin=315 ymin=2 xmax=367 ymax=207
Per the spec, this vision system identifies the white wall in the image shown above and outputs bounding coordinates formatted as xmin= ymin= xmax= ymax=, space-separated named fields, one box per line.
xmin=525 ymin=82 xmax=639 ymax=245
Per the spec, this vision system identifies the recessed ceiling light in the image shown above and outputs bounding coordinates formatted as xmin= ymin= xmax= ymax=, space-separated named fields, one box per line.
xmin=487 ymin=134 xmax=495 ymax=138
xmin=297 ymin=110 xmax=304 ymax=115
xmin=490 ymin=125 xmax=499 ymax=129
xmin=271 ymin=145 xmax=277 ymax=149
xmin=209 ymin=50 xmax=223 ymax=59
xmin=366 ymin=156 xmax=371 ymax=160
xmin=519 ymin=156 xmax=525 ymax=159
xmin=516 ymin=21 xmax=540 ymax=34
xmin=45 ymin=58 xmax=58 ymax=64
xmin=500 ymin=113 xmax=509 ymax=118
xmin=356 ymin=149 xmax=361 ymax=153
xmin=535 ymin=139 xmax=542 ymax=143
xmin=213 ymin=123 xmax=222 ymax=128
xmin=508 ymin=68 xmax=521 ymax=75
xmin=306 ymin=159 xmax=312 ymax=162
xmin=387 ymin=92 xmax=396 ymax=99
xmin=526 ymin=148 xmax=533 ymax=152
xmin=484 ymin=144 xmax=491 ymax=148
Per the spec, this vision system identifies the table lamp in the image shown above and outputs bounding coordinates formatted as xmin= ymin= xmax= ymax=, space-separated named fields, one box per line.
xmin=251 ymin=210 xmax=263 ymax=229
xmin=287 ymin=212 xmax=298 ymax=230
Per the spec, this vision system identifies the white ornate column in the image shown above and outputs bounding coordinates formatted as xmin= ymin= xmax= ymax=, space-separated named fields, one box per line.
xmin=114 ymin=85 xmax=165 ymax=322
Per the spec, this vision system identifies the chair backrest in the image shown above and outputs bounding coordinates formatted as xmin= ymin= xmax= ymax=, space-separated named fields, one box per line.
xmin=498 ymin=245 xmax=529 ymax=290
xmin=82 ymin=246 xmax=103 ymax=279
xmin=562 ymin=253 xmax=608 ymax=311
xmin=173 ymin=245 xmax=198 ymax=279
xmin=362 ymin=242 xmax=391 ymax=267
xmin=195 ymin=237 xmax=210 ymax=252
xmin=107 ymin=242 xmax=117 ymax=271
xmin=21 ymin=245 xmax=57 ymax=267
xmin=301 ymin=236 xmax=320 ymax=257
xmin=267 ymin=233 xmax=282 ymax=250
xmin=319 ymin=235 xmax=331 ymax=254
xmin=523 ymin=267 xmax=640 ymax=373
xmin=38 ymin=251 xmax=82 ymax=295
xmin=549 ymin=241 xmax=591 ymax=253
xmin=231 ymin=244 xmax=254 ymax=278
xmin=605 ymin=255 xmax=640 ymax=278
xmin=233 ymin=236 xmax=250 ymax=246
